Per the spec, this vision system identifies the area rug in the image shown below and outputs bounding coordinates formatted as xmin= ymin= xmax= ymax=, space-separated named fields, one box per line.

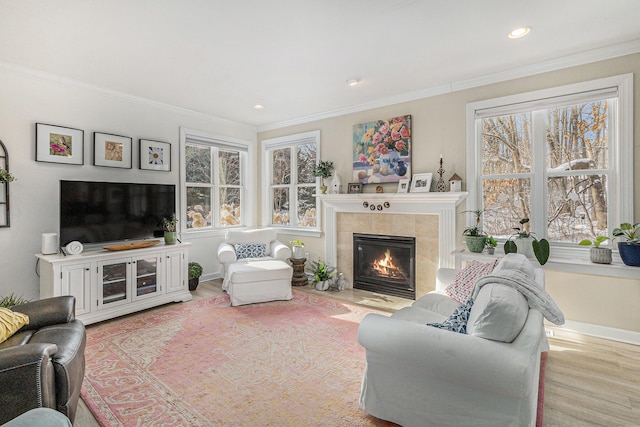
xmin=80 ymin=290 xmax=396 ymax=426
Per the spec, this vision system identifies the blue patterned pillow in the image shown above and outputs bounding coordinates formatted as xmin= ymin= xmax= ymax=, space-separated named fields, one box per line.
xmin=235 ymin=243 xmax=267 ymax=259
xmin=426 ymin=298 xmax=475 ymax=334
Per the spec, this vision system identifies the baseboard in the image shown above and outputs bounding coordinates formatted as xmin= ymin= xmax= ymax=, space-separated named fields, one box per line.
xmin=202 ymin=272 xmax=223 ymax=282
xmin=551 ymin=320 xmax=640 ymax=346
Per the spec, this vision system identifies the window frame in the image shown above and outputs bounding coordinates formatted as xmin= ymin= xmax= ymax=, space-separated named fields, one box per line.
xmin=180 ymin=128 xmax=252 ymax=235
xmin=466 ymin=74 xmax=633 ymax=260
xmin=262 ymin=130 xmax=322 ymax=237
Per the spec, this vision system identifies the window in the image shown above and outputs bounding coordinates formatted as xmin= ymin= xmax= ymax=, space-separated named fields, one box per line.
xmin=467 ymin=74 xmax=633 ymax=251
xmin=181 ymin=130 xmax=248 ymax=232
xmin=262 ymin=130 xmax=320 ymax=232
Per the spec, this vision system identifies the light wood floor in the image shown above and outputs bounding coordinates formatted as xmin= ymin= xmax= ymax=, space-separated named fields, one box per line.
xmin=74 ymin=280 xmax=640 ymax=426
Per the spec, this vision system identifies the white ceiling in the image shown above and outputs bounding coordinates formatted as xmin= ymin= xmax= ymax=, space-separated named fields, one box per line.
xmin=1 ymin=0 xmax=639 ymax=129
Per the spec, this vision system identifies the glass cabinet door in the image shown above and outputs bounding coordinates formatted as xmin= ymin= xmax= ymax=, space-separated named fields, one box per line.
xmin=100 ymin=260 xmax=128 ymax=306
xmin=134 ymin=255 xmax=160 ymax=298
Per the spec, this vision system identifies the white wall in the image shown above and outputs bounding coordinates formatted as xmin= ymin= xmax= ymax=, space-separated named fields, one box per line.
xmin=0 ymin=67 xmax=256 ymax=300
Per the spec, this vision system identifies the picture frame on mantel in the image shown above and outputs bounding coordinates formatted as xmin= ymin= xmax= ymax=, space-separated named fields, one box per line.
xmin=35 ymin=123 xmax=84 ymax=165
xmin=397 ymin=178 xmax=410 ymax=193
xmin=410 ymin=173 xmax=432 ymax=192
xmin=139 ymin=139 xmax=171 ymax=171
xmin=93 ymin=132 xmax=132 ymax=169
xmin=347 ymin=182 xmax=362 ymax=194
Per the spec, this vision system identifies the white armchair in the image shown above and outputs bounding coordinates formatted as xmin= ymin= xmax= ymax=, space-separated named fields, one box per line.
xmin=217 ymin=228 xmax=293 ymax=306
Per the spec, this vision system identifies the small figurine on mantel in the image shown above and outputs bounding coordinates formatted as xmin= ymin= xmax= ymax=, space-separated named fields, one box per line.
xmin=449 ymin=173 xmax=462 ymax=192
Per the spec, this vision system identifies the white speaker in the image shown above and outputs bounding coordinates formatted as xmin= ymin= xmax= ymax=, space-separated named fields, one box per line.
xmin=41 ymin=233 xmax=58 ymax=255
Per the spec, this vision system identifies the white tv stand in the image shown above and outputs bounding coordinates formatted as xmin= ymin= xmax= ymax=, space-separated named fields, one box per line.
xmin=36 ymin=242 xmax=193 ymax=325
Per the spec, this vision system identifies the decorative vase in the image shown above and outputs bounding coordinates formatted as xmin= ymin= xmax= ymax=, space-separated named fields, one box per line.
xmin=590 ymin=247 xmax=612 ymax=264
xmin=292 ymin=245 xmax=305 ymax=259
xmin=617 ymin=242 xmax=640 ymax=266
xmin=465 ymin=236 xmax=486 ymax=253
xmin=394 ymin=160 xmax=407 ymax=177
xmin=515 ymin=236 xmax=534 ymax=258
xmin=164 ymin=231 xmax=177 ymax=245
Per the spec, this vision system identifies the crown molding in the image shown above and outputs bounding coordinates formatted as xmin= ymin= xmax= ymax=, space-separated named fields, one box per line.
xmin=0 ymin=61 xmax=256 ymax=131
xmin=258 ymin=38 xmax=640 ymax=132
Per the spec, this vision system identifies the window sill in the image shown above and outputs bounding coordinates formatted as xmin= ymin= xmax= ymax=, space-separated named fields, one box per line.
xmin=453 ymin=248 xmax=639 ymax=280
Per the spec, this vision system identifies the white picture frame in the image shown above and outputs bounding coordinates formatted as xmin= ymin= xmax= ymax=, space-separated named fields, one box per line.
xmin=410 ymin=173 xmax=433 ymax=192
xmin=397 ymin=178 xmax=410 ymax=193
xmin=93 ymin=132 xmax=132 ymax=169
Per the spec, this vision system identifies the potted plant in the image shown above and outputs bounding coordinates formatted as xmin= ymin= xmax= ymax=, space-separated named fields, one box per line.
xmin=578 ymin=236 xmax=612 ymax=264
xmin=485 ymin=236 xmax=498 ymax=255
xmin=0 ymin=293 xmax=29 ymax=308
xmin=0 ymin=168 xmax=16 ymax=183
xmin=290 ymin=239 xmax=305 ymax=259
xmin=613 ymin=222 xmax=640 ymax=266
xmin=162 ymin=214 xmax=178 ymax=245
xmin=504 ymin=218 xmax=550 ymax=265
xmin=188 ymin=261 xmax=203 ymax=291
xmin=310 ymin=259 xmax=336 ymax=291
xmin=313 ymin=160 xmax=334 ymax=194
xmin=462 ymin=209 xmax=486 ymax=253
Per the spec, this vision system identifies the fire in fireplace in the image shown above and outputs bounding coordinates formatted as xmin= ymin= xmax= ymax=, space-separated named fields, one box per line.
xmin=353 ymin=233 xmax=416 ymax=299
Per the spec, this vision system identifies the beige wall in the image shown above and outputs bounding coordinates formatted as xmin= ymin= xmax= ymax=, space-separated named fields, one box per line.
xmin=259 ymin=53 xmax=640 ymax=334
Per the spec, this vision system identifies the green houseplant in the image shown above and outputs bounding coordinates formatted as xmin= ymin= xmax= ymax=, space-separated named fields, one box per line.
xmin=613 ymin=222 xmax=640 ymax=266
xmin=313 ymin=160 xmax=334 ymax=194
xmin=310 ymin=259 xmax=336 ymax=291
xmin=162 ymin=214 xmax=178 ymax=245
xmin=290 ymin=239 xmax=305 ymax=259
xmin=504 ymin=218 xmax=550 ymax=265
xmin=462 ymin=210 xmax=487 ymax=253
xmin=579 ymin=236 xmax=612 ymax=264
xmin=0 ymin=293 xmax=29 ymax=308
xmin=188 ymin=261 xmax=203 ymax=291
xmin=485 ymin=236 xmax=498 ymax=255
xmin=0 ymin=168 xmax=16 ymax=183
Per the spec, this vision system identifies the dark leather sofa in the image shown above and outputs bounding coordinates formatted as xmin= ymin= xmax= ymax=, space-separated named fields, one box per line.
xmin=0 ymin=296 xmax=86 ymax=424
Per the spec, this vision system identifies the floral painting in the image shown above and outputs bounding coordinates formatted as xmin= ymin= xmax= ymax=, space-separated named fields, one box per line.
xmin=49 ymin=133 xmax=73 ymax=157
xmin=140 ymin=139 xmax=171 ymax=172
xmin=352 ymin=114 xmax=411 ymax=184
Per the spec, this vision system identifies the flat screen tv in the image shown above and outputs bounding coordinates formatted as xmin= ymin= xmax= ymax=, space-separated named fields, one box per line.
xmin=60 ymin=180 xmax=176 ymax=246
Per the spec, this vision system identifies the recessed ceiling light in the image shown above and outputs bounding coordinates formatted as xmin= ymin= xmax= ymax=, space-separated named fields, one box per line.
xmin=508 ymin=26 xmax=531 ymax=39
xmin=346 ymin=78 xmax=361 ymax=86
xmin=253 ymin=104 xmax=265 ymax=110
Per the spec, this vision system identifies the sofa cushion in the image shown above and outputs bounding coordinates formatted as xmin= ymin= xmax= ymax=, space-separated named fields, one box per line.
xmin=426 ymin=298 xmax=475 ymax=334
xmin=444 ymin=260 xmax=498 ymax=303
xmin=412 ymin=293 xmax=460 ymax=317
xmin=493 ymin=253 xmax=535 ymax=279
xmin=0 ymin=308 xmax=29 ymax=344
xmin=227 ymin=259 xmax=293 ymax=284
xmin=467 ymin=283 xmax=529 ymax=343
xmin=234 ymin=243 xmax=267 ymax=259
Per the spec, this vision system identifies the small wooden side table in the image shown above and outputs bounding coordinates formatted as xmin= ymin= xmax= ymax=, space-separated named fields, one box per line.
xmin=289 ymin=257 xmax=308 ymax=286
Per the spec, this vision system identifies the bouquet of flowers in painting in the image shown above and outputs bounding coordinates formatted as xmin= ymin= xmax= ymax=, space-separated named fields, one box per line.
xmin=352 ymin=114 xmax=411 ymax=184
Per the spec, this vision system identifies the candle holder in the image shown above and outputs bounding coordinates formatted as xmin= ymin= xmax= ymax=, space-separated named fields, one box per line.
xmin=436 ymin=156 xmax=446 ymax=192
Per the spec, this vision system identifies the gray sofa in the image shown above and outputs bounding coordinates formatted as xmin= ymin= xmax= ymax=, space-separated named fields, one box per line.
xmin=0 ymin=296 xmax=86 ymax=424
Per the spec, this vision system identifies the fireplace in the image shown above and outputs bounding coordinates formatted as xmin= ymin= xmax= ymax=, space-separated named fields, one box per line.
xmin=353 ymin=233 xmax=416 ymax=299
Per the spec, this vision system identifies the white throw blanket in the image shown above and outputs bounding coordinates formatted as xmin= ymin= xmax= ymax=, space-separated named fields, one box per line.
xmin=473 ymin=270 xmax=565 ymax=325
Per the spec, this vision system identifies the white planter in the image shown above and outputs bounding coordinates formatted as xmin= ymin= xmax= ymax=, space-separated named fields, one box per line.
xmin=590 ymin=247 xmax=612 ymax=264
xmin=315 ymin=280 xmax=330 ymax=291
xmin=292 ymin=245 xmax=305 ymax=259
xmin=515 ymin=236 xmax=534 ymax=258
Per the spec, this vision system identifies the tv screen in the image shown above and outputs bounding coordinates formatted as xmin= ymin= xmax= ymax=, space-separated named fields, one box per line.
xmin=60 ymin=180 xmax=176 ymax=246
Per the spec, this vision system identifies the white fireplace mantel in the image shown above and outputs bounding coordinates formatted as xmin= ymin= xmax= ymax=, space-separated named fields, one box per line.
xmin=319 ymin=192 xmax=468 ymax=269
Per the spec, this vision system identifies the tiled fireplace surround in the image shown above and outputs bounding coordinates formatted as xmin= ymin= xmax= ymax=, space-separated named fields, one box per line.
xmin=320 ymin=193 xmax=467 ymax=299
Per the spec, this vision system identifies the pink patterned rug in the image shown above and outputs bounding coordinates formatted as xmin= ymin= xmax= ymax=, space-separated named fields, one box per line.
xmin=81 ymin=290 xmax=397 ymax=426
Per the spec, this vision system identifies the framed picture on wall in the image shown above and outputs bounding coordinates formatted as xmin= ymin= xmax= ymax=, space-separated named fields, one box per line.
xmin=93 ymin=132 xmax=132 ymax=168
xmin=35 ymin=123 xmax=84 ymax=165
xmin=410 ymin=173 xmax=433 ymax=192
xmin=139 ymin=139 xmax=171 ymax=171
